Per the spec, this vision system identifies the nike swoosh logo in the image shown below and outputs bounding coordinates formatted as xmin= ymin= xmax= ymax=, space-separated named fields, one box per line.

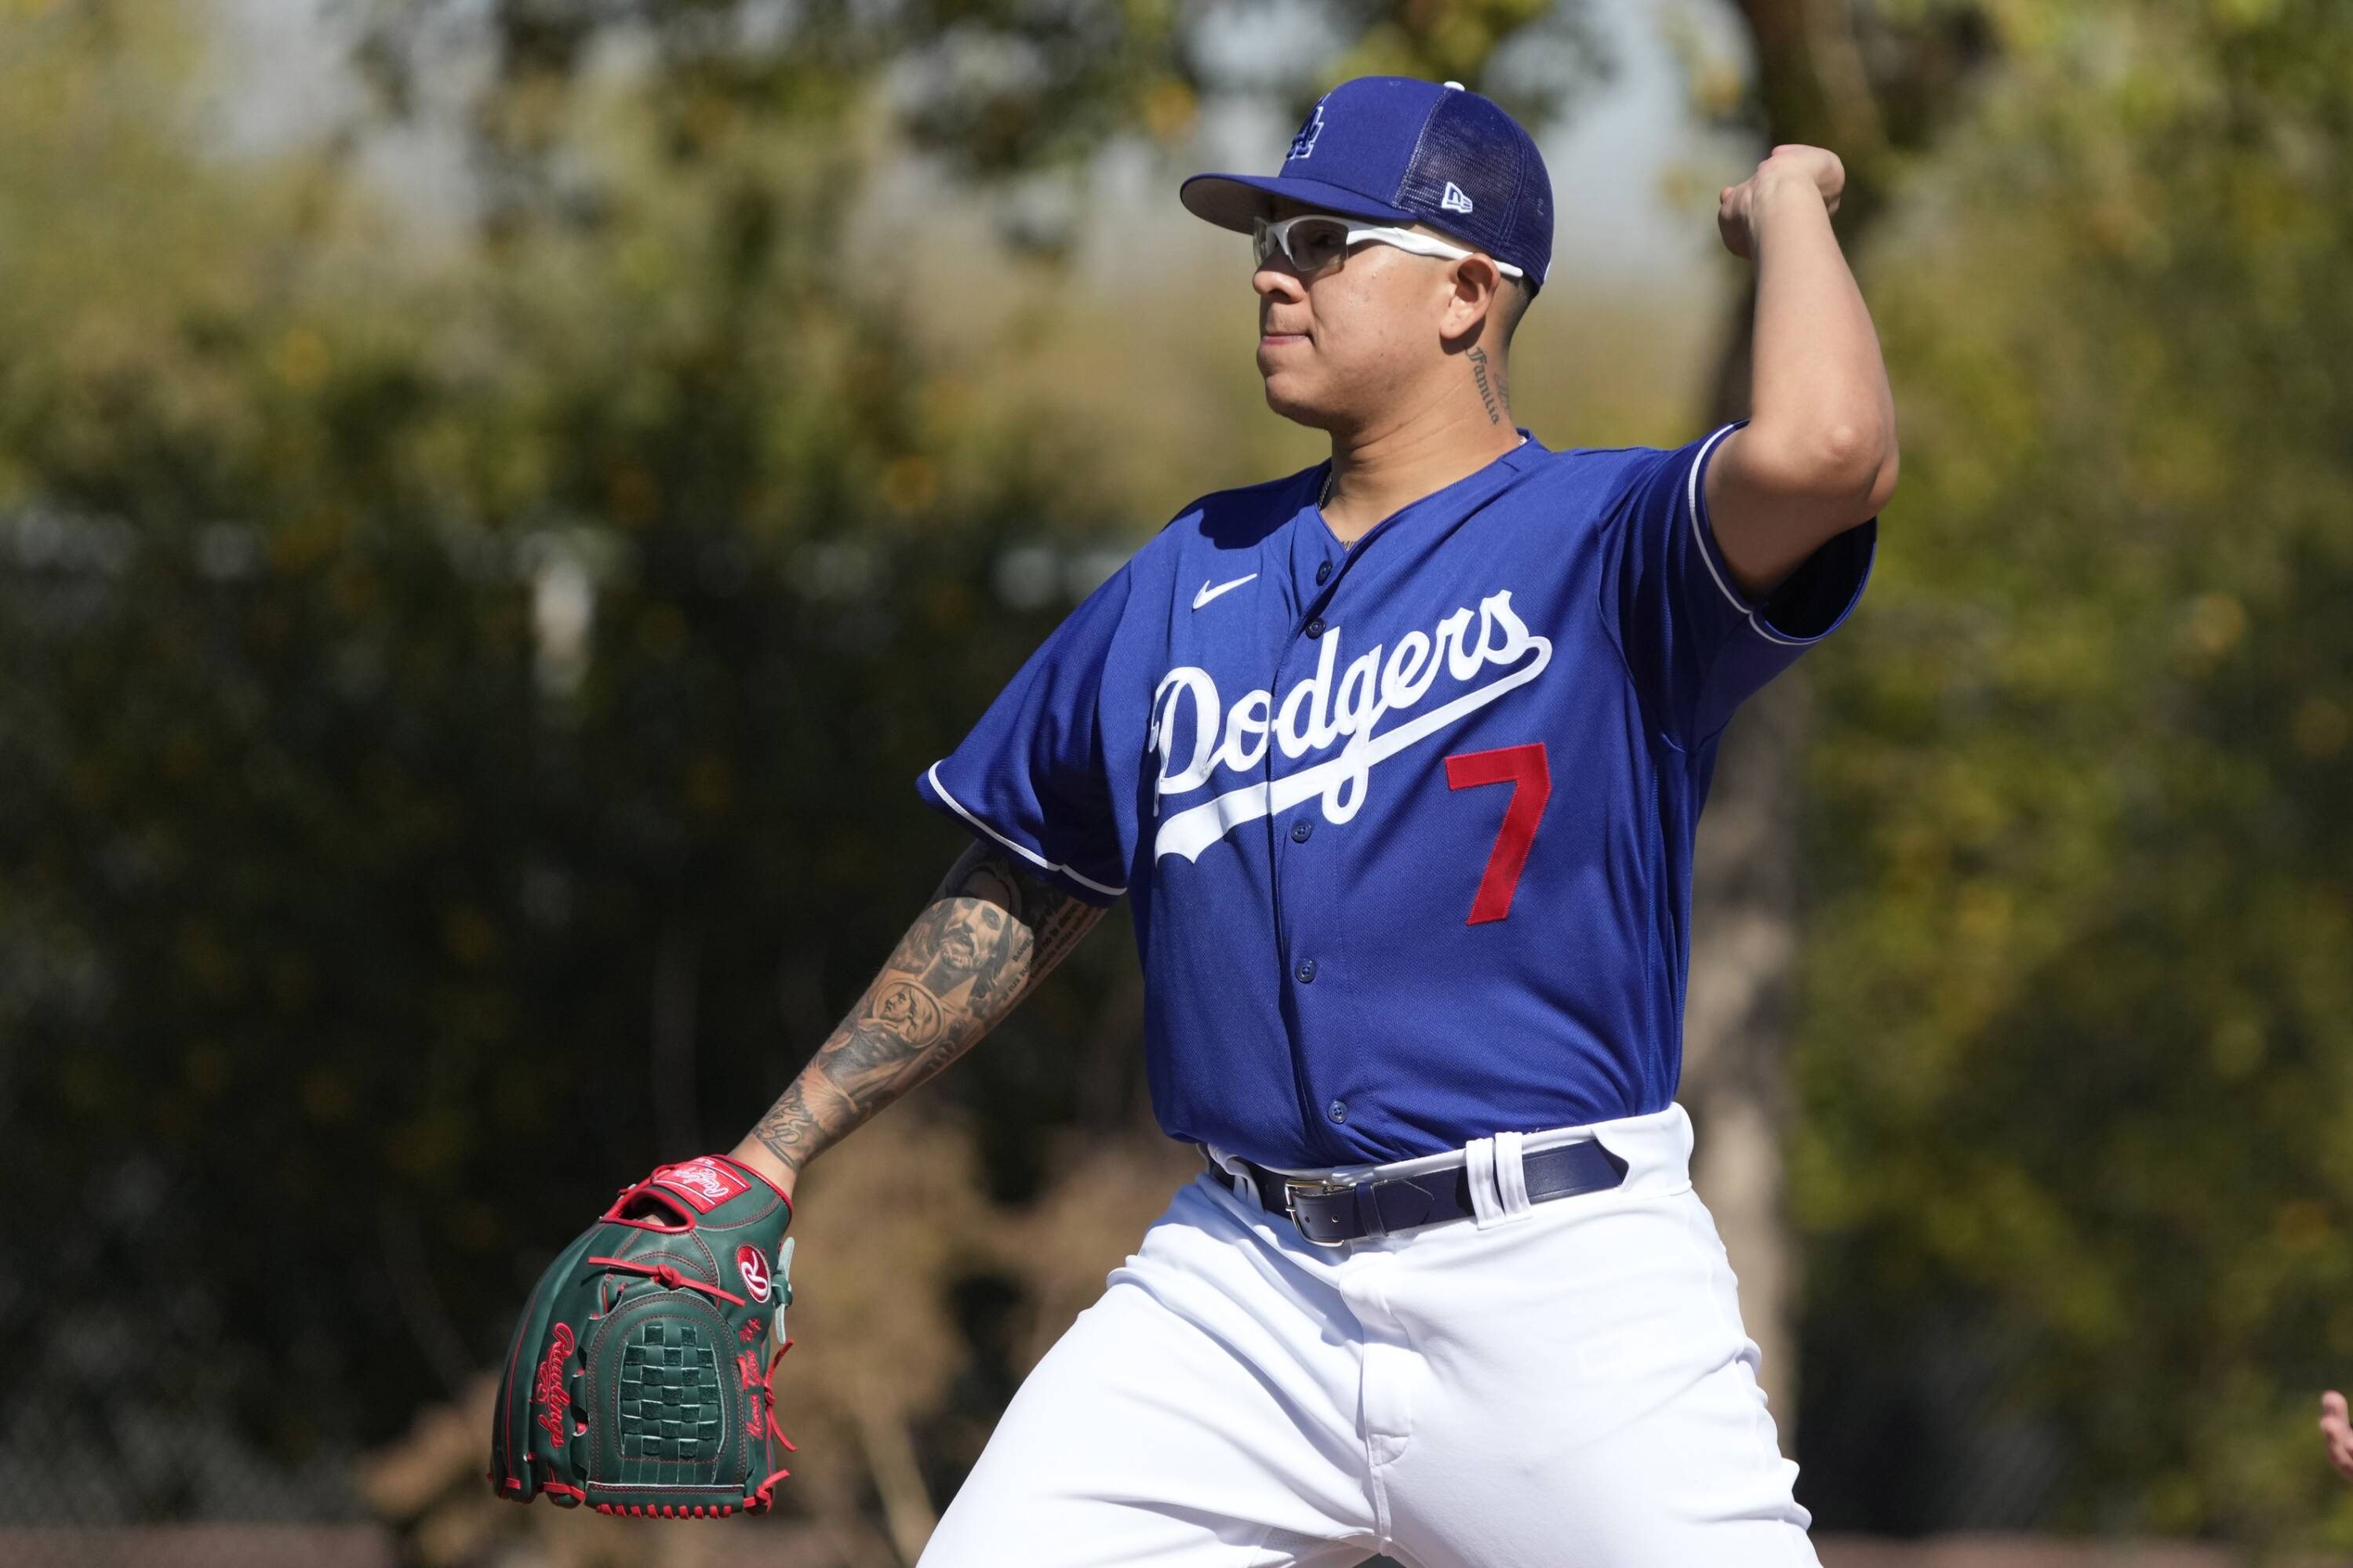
xmin=1152 ymin=637 xmax=1553 ymax=863
xmin=1191 ymin=573 xmax=1259 ymax=610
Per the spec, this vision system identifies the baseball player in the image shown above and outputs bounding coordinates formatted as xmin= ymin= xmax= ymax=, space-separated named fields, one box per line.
xmin=495 ymin=76 xmax=1894 ymax=1564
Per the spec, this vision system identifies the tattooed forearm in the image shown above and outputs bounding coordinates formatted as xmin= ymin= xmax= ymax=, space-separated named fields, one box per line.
xmin=738 ymin=841 xmax=1108 ymax=1181
xmin=747 ymin=1080 xmax=826 ymax=1165
xmin=1026 ymin=885 xmax=1100 ymax=978
xmin=1468 ymin=345 xmax=1504 ymax=425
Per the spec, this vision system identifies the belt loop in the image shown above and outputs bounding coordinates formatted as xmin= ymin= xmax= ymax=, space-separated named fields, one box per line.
xmin=1464 ymin=1137 xmax=1504 ymax=1228
xmin=1353 ymin=1181 xmax=1389 ymax=1242
xmin=1493 ymin=1130 xmax=1531 ymax=1216
xmin=1201 ymin=1144 xmax=1260 ymax=1209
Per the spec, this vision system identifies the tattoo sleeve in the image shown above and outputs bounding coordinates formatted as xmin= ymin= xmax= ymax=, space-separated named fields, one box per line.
xmin=743 ymin=842 xmax=1109 ymax=1179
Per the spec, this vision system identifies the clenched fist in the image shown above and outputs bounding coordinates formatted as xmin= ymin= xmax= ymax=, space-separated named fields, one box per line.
xmin=1718 ymin=144 xmax=1846 ymax=260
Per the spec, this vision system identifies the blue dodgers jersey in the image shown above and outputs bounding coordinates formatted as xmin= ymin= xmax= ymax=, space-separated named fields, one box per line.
xmin=915 ymin=424 xmax=1876 ymax=1168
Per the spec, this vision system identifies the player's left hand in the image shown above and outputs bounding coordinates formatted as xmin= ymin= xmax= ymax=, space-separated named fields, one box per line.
xmin=2321 ymin=1392 xmax=2353 ymax=1481
xmin=1718 ymin=144 xmax=1846 ymax=260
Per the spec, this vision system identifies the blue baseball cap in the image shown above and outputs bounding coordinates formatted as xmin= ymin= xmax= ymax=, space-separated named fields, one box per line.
xmin=1181 ymin=76 xmax=1553 ymax=289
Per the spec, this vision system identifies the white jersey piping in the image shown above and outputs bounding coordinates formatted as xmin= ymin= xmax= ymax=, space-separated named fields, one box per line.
xmin=925 ymin=763 xmax=1128 ymax=897
xmin=1684 ymin=422 xmax=1817 ymax=649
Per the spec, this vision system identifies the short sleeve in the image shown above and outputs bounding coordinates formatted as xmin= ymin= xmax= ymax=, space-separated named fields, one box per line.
xmin=914 ymin=563 xmax=1133 ymax=906
xmin=1601 ymin=421 xmax=1877 ymax=748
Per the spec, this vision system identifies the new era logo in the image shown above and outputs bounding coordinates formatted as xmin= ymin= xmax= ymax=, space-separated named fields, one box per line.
xmin=1441 ymin=181 xmax=1475 ymax=214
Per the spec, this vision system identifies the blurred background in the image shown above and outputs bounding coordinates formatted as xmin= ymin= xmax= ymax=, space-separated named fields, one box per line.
xmin=2 ymin=0 xmax=2350 ymax=1564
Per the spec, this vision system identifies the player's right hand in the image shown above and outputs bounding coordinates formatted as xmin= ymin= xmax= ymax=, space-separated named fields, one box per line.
xmin=489 ymin=1155 xmax=797 ymax=1517
xmin=1717 ymin=144 xmax=1846 ymax=260
xmin=2320 ymin=1391 xmax=2353 ymax=1481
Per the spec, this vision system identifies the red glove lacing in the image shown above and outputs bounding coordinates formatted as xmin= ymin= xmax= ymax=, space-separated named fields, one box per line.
xmin=746 ymin=1337 xmax=798 ymax=1512
xmin=584 ymin=1255 xmax=748 ymax=1307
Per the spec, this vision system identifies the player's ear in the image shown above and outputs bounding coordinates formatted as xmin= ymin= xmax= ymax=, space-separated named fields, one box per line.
xmin=1440 ymin=256 xmax=1504 ymax=346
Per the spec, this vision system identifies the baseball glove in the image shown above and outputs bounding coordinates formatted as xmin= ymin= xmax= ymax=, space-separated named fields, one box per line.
xmin=489 ymin=1155 xmax=798 ymax=1518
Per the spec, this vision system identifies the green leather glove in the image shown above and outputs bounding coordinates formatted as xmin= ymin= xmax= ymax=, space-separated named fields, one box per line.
xmin=490 ymin=1155 xmax=797 ymax=1518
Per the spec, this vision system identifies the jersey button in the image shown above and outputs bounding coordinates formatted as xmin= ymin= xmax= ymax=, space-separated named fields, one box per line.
xmin=1295 ymin=958 xmax=1318 ymax=983
xmin=1290 ymin=820 xmax=1313 ymax=843
xmin=1327 ymin=1099 xmax=1348 ymax=1124
xmin=1304 ymin=618 xmax=1326 ymax=639
xmin=1315 ymin=561 xmax=1333 ymax=585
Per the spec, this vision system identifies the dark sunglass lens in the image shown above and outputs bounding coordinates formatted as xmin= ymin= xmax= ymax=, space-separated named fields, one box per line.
xmin=1290 ymin=218 xmax=1350 ymax=271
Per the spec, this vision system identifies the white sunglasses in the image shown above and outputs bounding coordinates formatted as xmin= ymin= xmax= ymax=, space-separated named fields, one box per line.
xmin=1250 ymin=211 xmax=1526 ymax=279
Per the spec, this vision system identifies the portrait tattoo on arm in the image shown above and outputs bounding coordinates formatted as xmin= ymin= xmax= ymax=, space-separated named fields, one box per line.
xmin=747 ymin=841 xmax=1109 ymax=1177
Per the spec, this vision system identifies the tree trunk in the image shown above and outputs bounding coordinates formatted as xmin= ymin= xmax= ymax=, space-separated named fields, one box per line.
xmin=1681 ymin=271 xmax=1805 ymax=1439
xmin=1684 ymin=671 xmax=1808 ymax=1437
xmin=1687 ymin=0 xmax=2002 ymax=1444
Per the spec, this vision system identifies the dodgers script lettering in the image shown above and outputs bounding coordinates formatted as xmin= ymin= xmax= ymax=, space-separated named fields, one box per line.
xmin=1148 ymin=589 xmax=1551 ymax=862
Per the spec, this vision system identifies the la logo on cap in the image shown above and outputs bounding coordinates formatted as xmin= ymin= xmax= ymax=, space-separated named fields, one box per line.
xmin=1289 ymin=100 xmax=1326 ymax=162
xmin=1441 ymin=181 xmax=1474 ymax=214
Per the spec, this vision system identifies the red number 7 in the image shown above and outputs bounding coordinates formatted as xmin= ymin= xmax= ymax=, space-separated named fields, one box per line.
xmin=1444 ymin=743 xmax=1551 ymax=926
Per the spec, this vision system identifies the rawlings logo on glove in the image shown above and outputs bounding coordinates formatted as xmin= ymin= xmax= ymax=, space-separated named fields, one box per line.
xmin=736 ymin=1245 xmax=773 ymax=1302
xmin=532 ymin=1324 xmax=575 ymax=1445
xmin=649 ymin=1157 xmax=752 ymax=1212
xmin=489 ymin=1155 xmax=797 ymax=1518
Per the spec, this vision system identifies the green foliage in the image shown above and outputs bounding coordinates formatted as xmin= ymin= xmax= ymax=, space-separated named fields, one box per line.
xmin=355 ymin=0 xmax=1586 ymax=229
xmin=0 ymin=0 xmax=1571 ymax=1522
xmin=1794 ymin=0 xmax=2353 ymax=1541
xmin=0 ymin=0 xmax=1094 ymax=1502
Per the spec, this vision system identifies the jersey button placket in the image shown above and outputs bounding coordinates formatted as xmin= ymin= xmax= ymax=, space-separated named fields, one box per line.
xmin=1277 ymin=529 xmax=1346 ymax=1159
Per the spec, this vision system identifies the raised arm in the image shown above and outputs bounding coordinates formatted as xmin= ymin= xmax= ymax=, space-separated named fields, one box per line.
xmin=728 ymin=841 xmax=1107 ymax=1197
xmin=1705 ymin=144 xmax=1900 ymax=600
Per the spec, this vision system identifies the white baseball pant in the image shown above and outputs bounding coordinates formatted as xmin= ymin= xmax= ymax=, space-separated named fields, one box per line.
xmin=916 ymin=1102 xmax=1817 ymax=1568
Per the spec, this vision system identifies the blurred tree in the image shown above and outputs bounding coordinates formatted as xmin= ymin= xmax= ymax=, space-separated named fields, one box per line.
xmin=1682 ymin=0 xmax=1997 ymax=1439
xmin=1786 ymin=0 xmax=2353 ymax=1544
xmin=350 ymin=0 xmax=1586 ymax=238
xmin=0 ymin=0 xmax=1583 ymax=1548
